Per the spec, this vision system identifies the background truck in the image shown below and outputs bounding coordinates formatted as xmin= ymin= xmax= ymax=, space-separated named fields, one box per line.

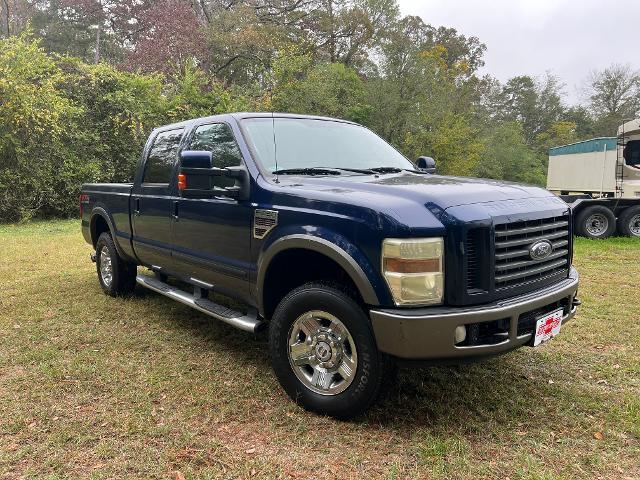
xmin=547 ymin=119 xmax=640 ymax=239
xmin=81 ymin=112 xmax=580 ymax=418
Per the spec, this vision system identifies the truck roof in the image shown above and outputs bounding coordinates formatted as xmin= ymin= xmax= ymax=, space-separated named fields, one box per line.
xmin=618 ymin=118 xmax=640 ymax=136
xmin=151 ymin=112 xmax=358 ymax=133
xmin=549 ymin=137 xmax=617 ymax=156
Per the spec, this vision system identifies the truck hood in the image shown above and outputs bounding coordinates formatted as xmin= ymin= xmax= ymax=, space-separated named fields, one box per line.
xmin=278 ymin=172 xmax=555 ymax=211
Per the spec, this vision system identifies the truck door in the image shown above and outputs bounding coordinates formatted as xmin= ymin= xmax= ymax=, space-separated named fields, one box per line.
xmin=131 ymin=127 xmax=184 ymax=269
xmin=170 ymin=122 xmax=253 ymax=299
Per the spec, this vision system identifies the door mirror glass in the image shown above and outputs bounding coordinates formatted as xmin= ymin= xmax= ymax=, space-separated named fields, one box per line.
xmin=180 ymin=150 xmax=213 ymax=169
xmin=417 ymin=156 xmax=436 ymax=174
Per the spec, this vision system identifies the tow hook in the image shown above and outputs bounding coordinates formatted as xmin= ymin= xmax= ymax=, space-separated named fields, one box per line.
xmin=572 ymin=296 xmax=581 ymax=308
xmin=90 ymin=252 xmax=97 ymax=263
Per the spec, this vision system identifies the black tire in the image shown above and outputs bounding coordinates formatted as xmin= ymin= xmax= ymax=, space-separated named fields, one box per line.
xmin=575 ymin=206 xmax=616 ymax=239
xmin=269 ymin=282 xmax=392 ymax=419
xmin=95 ymin=232 xmax=137 ymax=296
xmin=617 ymin=206 xmax=640 ymax=238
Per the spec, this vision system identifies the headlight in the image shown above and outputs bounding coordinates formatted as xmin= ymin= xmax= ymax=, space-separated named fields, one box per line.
xmin=382 ymin=238 xmax=444 ymax=306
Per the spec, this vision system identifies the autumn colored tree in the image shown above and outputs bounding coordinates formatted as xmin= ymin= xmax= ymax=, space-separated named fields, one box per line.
xmin=125 ymin=0 xmax=208 ymax=74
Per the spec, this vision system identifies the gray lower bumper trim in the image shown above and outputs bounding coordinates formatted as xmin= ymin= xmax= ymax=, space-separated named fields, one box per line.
xmin=369 ymin=267 xmax=580 ymax=360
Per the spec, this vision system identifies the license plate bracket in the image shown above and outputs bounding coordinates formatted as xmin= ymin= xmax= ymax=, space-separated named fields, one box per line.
xmin=533 ymin=308 xmax=564 ymax=347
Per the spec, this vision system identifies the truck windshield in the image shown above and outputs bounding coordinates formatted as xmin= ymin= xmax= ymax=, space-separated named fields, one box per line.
xmin=242 ymin=117 xmax=415 ymax=173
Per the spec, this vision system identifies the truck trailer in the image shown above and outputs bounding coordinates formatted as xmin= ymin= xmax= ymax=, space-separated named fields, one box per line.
xmin=547 ymin=119 xmax=640 ymax=238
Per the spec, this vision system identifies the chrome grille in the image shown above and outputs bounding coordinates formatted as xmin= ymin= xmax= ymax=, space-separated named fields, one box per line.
xmin=494 ymin=216 xmax=570 ymax=289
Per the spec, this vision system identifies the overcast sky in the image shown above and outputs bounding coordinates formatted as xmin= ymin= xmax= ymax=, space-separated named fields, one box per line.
xmin=397 ymin=0 xmax=639 ymax=104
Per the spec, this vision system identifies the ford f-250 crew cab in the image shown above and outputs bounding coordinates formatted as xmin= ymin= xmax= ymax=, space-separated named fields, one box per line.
xmin=81 ymin=113 xmax=580 ymax=418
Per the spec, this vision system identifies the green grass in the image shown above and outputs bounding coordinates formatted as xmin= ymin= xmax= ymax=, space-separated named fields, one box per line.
xmin=0 ymin=220 xmax=639 ymax=479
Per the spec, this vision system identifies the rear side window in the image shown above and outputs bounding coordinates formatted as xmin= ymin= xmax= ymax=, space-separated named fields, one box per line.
xmin=189 ymin=123 xmax=244 ymax=188
xmin=143 ymin=129 xmax=184 ymax=184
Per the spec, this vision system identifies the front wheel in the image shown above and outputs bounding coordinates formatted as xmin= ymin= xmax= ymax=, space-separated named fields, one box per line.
xmin=269 ymin=283 xmax=392 ymax=419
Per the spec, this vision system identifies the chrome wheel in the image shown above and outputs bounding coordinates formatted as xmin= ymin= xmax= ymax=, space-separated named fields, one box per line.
xmin=585 ymin=213 xmax=609 ymax=237
xmin=288 ymin=310 xmax=357 ymax=396
xmin=629 ymin=214 xmax=640 ymax=236
xmin=99 ymin=248 xmax=113 ymax=288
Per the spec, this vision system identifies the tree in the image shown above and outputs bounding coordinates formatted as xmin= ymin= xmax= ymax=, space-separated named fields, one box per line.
xmin=404 ymin=113 xmax=484 ymax=177
xmin=423 ymin=25 xmax=486 ymax=74
xmin=311 ymin=0 xmax=399 ymax=68
xmin=535 ymin=121 xmax=578 ymax=157
xmin=0 ymin=0 xmax=32 ymax=38
xmin=586 ymin=64 xmax=640 ymax=136
xmin=478 ymin=122 xmax=546 ymax=185
xmin=0 ymin=32 xmax=81 ymax=220
xmin=124 ymin=0 xmax=208 ymax=74
xmin=26 ymin=0 xmax=149 ymax=64
xmin=494 ymin=74 xmax=566 ymax=145
xmin=269 ymin=49 xmax=370 ymax=122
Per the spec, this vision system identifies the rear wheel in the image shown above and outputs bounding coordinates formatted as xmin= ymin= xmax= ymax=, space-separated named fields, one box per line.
xmin=95 ymin=232 xmax=137 ymax=296
xmin=617 ymin=206 xmax=640 ymax=237
xmin=269 ymin=282 xmax=392 ymax=419
xmin=575 ymin=206 xmax=616 ymax=239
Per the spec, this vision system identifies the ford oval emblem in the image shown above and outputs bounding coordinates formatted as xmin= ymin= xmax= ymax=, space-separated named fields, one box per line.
xmin=529 ymin=239 xmax=553 ymax=261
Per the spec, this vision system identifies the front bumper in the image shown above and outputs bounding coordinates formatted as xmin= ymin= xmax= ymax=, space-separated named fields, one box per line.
xmin=370 ymin=267 xmax=579 ymax=360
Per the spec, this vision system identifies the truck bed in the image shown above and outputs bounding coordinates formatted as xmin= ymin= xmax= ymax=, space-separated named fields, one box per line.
xmin=81 ymin=183 xmax=134 ymax=258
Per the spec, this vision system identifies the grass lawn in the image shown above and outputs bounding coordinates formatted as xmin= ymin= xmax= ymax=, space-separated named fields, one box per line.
xmin=0 ymin=220 xmax=638 ymax=479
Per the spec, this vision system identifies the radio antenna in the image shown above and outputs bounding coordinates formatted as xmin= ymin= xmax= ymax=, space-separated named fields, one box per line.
xmin=269 ymin=87 xmax=279 ymax=184
xmin=272 ymin=110 xmax=279 ymax=184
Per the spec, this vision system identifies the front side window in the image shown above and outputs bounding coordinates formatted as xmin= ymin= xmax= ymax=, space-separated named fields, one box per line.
xmin=625 ymin=140 xmax=640 ymax=168
xmin=189 ymin=123 xmax=244 ymax=187
xmin=143 ymin=128 xmax=184 ymax=184
xmin=241 ymin=117 xmax=414 ymax=173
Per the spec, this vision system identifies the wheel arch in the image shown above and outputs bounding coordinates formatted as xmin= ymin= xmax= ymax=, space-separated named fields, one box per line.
xmin=90 ymin=211 xmax=111 ymax=247
xmin=89 ymin=207 xmax=130 ymax=261
xmin=257 ymin=235 xmax=380 ymax=319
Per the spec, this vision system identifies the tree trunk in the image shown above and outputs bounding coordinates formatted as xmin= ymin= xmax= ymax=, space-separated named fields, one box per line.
xmin=1 ymin=0 xmax=10 ymax=38
xmin=94 ymin=21 xmax=101 ymax=63
xmin=327 ymin=0 xmax=336 ymax=63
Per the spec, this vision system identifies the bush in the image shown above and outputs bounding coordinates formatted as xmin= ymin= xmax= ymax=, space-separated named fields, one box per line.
xmin=0 ymin=34 xmax=251 ymax=221
xmin=0 ymin=33 xmax=79 ymax=221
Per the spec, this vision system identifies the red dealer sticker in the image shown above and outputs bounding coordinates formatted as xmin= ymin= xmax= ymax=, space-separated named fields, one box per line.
xmin=533 ymin=308 xmax=564 ymax=347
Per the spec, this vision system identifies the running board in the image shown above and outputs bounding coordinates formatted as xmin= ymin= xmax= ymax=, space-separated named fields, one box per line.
xmin=136 ymin=274 xmax=264 ymax=333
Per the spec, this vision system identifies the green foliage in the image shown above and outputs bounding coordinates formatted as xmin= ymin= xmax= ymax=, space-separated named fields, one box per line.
xmin=270 ymin=51 xmax=370 ymax=123
xmin=404 ymin=114 xmax=483 ymax=177
xmin=0 ymin=33 xmax=253 ymax=221
xmin=0 ymin=32 xmax=80 ymax=221
xmin=478 ymin=123 xmax=546 ymax=185
xmin=59 ymin=59 xmax=166 ymax=183
xmin=164 ymin=64 xmax=245 ymax=123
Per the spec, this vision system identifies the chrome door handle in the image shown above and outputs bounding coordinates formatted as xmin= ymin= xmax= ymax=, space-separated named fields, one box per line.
xmin=172 ymin=200 xmax=179 ymax=220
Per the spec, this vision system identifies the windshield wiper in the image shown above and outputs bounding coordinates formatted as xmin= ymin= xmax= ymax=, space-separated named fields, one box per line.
xmin=370 ymin=167 xmax=429 ymax=174
xmin=369 ymin=167 xmax=403 ymax=174
xmin=318 ymin=167 xmax=378 ymax=174
xmin=272 ymin=167 xmax=342 ymax=176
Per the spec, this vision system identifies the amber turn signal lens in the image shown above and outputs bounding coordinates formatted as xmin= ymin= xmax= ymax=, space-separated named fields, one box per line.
xmin=383 ymin=257 xmax=440 ymax=273
xmin=178 ymin=173 xmax=187 ymax=190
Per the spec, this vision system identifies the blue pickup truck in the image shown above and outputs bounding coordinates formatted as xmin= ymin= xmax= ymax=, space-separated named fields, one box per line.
xmin=81 ymin=113 xmax=580 ymax=418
